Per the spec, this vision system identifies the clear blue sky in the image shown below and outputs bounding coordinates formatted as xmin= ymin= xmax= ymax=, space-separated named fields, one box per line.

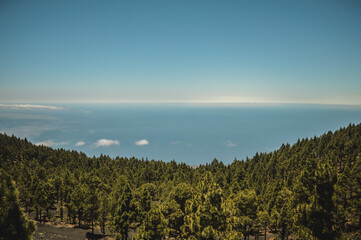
xmin=1 ymin=0 xmax=360 ymax=105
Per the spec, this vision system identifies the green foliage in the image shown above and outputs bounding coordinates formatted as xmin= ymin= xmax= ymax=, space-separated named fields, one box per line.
xmin=134 ymin=203 xmax=168 ymax=240
xmin=110 ymin=176 xmax=134 ymax=240
xmin=0 ymin=169 xmax=35 ymax=240
xmin=168 ymin=182 xmax=194 ymax=213
xmin=182 ymin=172 xmax=226 ymax=239
xmin=0 ymin=123 xmax=361 ymax=239
xmin=270 ymin=187 xmax=294 ymax=240
xmin=293 ymin=159 xmax=338 ymax=240
xmin=225 ymin=189 xmax=258 ymax=240
xmin=133 ymin=183 xmax=157 ymax=223
xmin=349 ymin=155 xmax=361 ymax=227
xmin=161 ymin=199 xmax=184 ymax=237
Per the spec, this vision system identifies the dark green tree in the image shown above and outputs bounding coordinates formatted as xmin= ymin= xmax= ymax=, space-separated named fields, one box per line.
xmin=225 ymin=189 xmax=258 ymax=240
xmin=271 ymin=187 xmax=294 ymax=240
xmin=110 ymin=176 xmax=135 ymax=240
xmin=85 ymin=183 xmax=100 ymax=234
xmin=134 ymin=203 xmax=168 ymax=240
xmin=349 ymin=155 xmax=361 ymax=228
xmin=168 ymin=182 xmax=194 ymax=213
xmin=257 ymin=209 xmax=270 ymax=240
xmin=133 ymin=183 xmax=157 ymax=222
xmin=294 ymin=158 xmax=337 ymax=240
xmin=0 ymin=169 xmax=35 ymax=240
xmin=161 ymin=199 xmax=184 ymax=237
xmin=182 ymin=172 xmax=225 ymax=239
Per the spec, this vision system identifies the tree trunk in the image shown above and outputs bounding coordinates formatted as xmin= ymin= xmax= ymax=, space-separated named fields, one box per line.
xmin=244 ymin=225 xmax=247 ymax=240
xmin=264 ymin=225 xmax=267 ymax=240
xmin=67 ymin=210 xmax=71 ymax=223
xmin=78 ymin=211 xmax=81 ymax=227
xmin=60 ymin=198 xmax=63 ymax=222
xmin=91 ymin=211 xmax=94 ymax=235
xmin=281 ymin=222 xmax=285 ymax=240
xmin=101 ymin=218 xmax=106 ymax=235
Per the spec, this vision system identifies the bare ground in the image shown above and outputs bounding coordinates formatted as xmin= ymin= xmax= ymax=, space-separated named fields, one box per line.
xmin=33 ymin=221 xmax=277 ymax=240
xmin=33 ymin=222 xmax=114 ymax=240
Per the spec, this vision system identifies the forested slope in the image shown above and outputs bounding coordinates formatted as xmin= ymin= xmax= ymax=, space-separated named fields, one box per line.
xmin=1 ymin=123 xmax=361 ymax=239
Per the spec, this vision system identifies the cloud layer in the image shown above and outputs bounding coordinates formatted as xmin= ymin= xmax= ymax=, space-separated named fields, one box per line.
xmin=224 ymin=140 xmax=237 ymax=147
xmin=135 ymin=139 xmax=149 ymax=146
xmin=35 ymin=140 xmax=68 ymax=147
xmin=35 ymin=140 xmax=55 ymax=147
xmin=95 ymin=139 xmax=120 ymax=147
xmin=0 ymin=104 xmax=65 ymax=110
xmin=75 ymin=141 xmax=85 ymax=146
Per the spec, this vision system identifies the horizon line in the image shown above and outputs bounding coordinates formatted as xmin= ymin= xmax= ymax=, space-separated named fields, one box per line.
xmin=1 ymin=101 xmax=361 ymax=108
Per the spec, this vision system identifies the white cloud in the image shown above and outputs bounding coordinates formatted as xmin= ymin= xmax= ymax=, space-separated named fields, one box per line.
xmin=135 ymin=139 xmax=149 ymax=146
xmin=75 ymin=141 xmax=85 ymax=147
xmin=0 ymin=104 xmax=65 ymax=110
xmin=35 ymin=140 xmax=68 ymax=147
xmin=95 ymin=139 xmax=120 ymax=147
xmin=2 ymin=123 xmax=62 ymax=139
xmin=35 ymin=140 xmax=55 ymax=147
xmin=224 ymin=140 xmax=237 ymax=147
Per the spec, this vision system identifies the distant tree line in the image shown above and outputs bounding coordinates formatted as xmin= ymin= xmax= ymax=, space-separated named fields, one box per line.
xmin=0 ymin=123 xmax=361 ymax=239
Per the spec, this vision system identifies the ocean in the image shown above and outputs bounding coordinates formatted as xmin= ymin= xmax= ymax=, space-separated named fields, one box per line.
xmin=1 ymin=103 xmax=361 ymax=165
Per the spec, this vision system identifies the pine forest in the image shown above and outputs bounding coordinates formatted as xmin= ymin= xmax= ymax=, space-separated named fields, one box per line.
xmin=1 ymin=123 xmax=361 ymax=240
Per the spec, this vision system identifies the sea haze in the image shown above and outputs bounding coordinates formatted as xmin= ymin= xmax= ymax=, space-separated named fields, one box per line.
xmin=1 ymin=103 xmax=361 ymax=165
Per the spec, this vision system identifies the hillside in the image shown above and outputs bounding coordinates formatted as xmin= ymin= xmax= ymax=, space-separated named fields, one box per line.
xmin=1 ymin=123 xmax=361 ymax=239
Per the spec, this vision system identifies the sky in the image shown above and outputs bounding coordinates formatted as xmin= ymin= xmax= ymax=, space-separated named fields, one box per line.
xmin=0 ymin=0 xmax=361 ymax=105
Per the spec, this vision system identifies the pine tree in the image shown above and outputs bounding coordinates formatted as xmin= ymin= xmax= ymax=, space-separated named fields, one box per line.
xmin=182 ymin=172 xmax=225 ymax=239
xmin=225 ymin=189 xmax=258 ymax=240
xmin=0 ymin=169 xmax=35 ymax=240
xmin=271 ymin=187 xmax=294 ymax=240
xmin=294 ymin=158 xmax=337 ymax=240
xmin=349 ymin=155 xmax=361 ymax=228
xmin=134 ymin=203 xmax=168 ymax=240
xmin=110 ymin=176 xmax=135 ymax=240
xmin=161 ymin=199 xmax=184 ymax=237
